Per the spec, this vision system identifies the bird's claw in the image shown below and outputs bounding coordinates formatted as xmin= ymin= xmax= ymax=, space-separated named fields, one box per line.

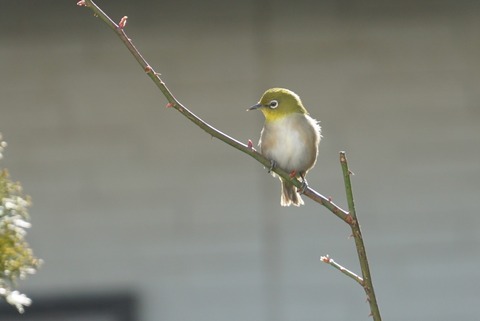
xmin=298 ymin=179 xmax=308 ymax=194
xmin=268 ymin=160 xmax=276 ymax=173
xmin=298 ymin=174 xmax=308 ymax=194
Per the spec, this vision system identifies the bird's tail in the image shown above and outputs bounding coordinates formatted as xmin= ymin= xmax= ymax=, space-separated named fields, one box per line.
xmin=281 ymin=180 xmax=304 ymax=207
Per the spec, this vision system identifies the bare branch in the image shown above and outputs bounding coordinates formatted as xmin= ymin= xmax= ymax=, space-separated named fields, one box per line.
xmin=80 ymin=0 xmax=351 ymax=223
xmin=78 ymin=2 xmax=382 ymax=320
xmin=340 ymin=152 xmax=382 ymax=320
xmin=320 ymin=255 xmax=364 ymax=286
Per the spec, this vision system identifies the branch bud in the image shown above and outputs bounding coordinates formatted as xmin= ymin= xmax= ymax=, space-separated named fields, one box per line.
xmin=119 ymin=16 xmax=128 ymax=29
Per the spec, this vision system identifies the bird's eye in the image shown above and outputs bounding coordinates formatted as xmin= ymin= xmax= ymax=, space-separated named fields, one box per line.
xmin=269 ymin=100 xmax=279 ymax=109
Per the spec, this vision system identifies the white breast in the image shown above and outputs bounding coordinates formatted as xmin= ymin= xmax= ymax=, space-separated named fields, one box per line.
xmin=259 ymin=114 xmax=320 ymax=173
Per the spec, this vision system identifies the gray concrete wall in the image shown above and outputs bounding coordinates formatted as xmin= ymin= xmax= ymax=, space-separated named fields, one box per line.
xmin=1 ymin=1 xmax=479 ymax=320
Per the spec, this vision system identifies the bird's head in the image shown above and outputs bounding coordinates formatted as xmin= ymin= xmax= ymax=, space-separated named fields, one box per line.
xmin=248 ymin=88 xmax=308 ymax=121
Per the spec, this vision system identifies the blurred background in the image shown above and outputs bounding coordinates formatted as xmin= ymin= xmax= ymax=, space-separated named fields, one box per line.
xmin=1 ymin=0 xmax=479 ymax=320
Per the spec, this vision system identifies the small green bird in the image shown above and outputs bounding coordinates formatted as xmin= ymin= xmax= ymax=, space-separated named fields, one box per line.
xmin=248 ymin=88 xmax=321 ymax=206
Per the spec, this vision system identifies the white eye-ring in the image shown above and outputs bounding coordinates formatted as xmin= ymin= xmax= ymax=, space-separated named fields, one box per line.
xmin=269 ymin=100 xmax=279 ymax=109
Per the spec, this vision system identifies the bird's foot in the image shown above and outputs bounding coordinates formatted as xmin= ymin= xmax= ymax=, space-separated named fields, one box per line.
xmin=268 ymin=160 xmax=276 ymax=173
xmin=298 ymin=179 xmax=308 ymax=194
xmin=298 ymin=172 xmax=308 ymax=194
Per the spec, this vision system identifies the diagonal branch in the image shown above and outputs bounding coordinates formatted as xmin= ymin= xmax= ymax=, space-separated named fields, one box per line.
xmin=78 ymin=1 xmax=381 ymax=320
xmin=78 ymin=0 xmax=350 ymax=223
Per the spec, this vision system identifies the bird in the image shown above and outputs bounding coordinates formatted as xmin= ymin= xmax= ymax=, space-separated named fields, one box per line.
xmin=248 ymin=88 xmax=321 ymax=206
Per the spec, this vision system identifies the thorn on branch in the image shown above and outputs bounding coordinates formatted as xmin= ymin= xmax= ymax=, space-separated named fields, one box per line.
xmin=119 ymin=16 xmax=128 ymax=29
xmin=328 ymin=196 xmax=333 ymax=202
xmin=145 ymin=65 xmax=161 ymax=77
xmin=349 ymin=169 xmax=355 ymax=176
xmin=166 ymin=102 xmax=176 ymax=108
xmin=247 ymin=139 xmax=256 ymax=150
xmin=76 ymin=0 xmax=87 ymax=7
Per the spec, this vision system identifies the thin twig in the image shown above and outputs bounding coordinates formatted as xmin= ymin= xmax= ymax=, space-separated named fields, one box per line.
xmin=320 ymin=255 xmax=363 ymax=286
xmin=340 ymin=152 xmax=382 ymax=320
xmin=78 ymin=1 xmax=381 ymax=319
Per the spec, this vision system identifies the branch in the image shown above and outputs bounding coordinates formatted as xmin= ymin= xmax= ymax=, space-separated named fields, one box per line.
xmin=340 ymin=152 xmax=381 ymax=320
xmin=78 ymin=1 xmax=381 ymax=319
xmin=78 ymin=0 xmax=350 ymax=223
xmin=320 ymin=255 xmax=363 ymax=286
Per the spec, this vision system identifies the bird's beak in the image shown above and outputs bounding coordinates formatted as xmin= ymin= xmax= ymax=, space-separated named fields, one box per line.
xmin=247 ymin=103 xmax=262 ymax=111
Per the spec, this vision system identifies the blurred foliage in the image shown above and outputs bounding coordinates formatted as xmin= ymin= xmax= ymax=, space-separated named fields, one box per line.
xmin=0 ymin=134 xmax=41 ymax=313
